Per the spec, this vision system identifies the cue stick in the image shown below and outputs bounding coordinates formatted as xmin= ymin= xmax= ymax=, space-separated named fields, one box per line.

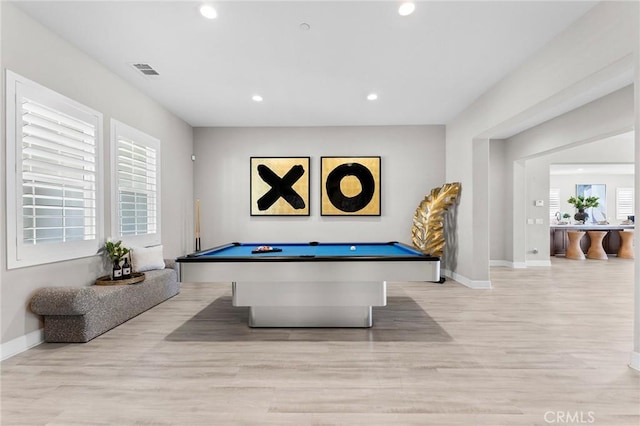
xmin=195 ymin=199 xmax=201 ymax=251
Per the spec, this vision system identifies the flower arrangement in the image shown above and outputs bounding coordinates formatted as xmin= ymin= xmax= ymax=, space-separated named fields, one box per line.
xmin=567 ymin=195 xmax=599 ymax=223
xmin=103 ymin=240 xmax=130 ymax=264
xmin=567 ymin=195 xmax=599 ymax=210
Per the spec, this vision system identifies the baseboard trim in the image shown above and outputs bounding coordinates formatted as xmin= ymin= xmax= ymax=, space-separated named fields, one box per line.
xmin=490 ymin=260 xmax=527 ymax=269
xmin=491 ymin=260 xmax=552 ymax=268
xmin=630 ymin=351 xmax=640 ymax=371
xmin=442 ymin=269 xmax=492 ymax=289
xmin=1 ymin=329 xmax=44 ymax=361
xmin=526 ymin=260 xmax=552 ymax=267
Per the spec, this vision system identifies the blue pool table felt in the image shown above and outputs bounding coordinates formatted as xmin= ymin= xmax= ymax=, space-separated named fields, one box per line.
xmin=195 ymin=242 xmax=426 ymax=258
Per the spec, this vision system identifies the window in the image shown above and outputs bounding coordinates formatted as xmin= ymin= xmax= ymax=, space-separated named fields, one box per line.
xmin=111 ymin=120 xmax=161 ymax=247
xmin=616 ymin=187 xmax=634 ymax=220
xmin=5 ymin=71 xmax=103 ymax=269
xmin=549 ymin=187 xmax=560 ymax=220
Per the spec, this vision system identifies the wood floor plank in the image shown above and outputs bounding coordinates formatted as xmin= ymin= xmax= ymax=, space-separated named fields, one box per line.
xmin=1 ymin=257 xmax=638 ymax=425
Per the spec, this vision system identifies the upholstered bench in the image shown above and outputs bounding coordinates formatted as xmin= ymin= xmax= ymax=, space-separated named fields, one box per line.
xmin=30 ymin=260 xmax=179 ymax=343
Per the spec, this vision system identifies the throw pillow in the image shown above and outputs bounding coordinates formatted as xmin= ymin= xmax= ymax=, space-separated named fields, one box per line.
xmin=131 ymin=245 xmax=165 ymax=272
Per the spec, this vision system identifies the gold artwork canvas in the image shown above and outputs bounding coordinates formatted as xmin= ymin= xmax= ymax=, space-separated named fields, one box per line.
xmin=321 ymin=156 xmax=381 ymax=216
xmin=250 ymin=157 xmax=310 ymax=216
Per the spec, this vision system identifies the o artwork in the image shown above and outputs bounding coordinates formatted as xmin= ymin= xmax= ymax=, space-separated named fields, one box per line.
xmin=321 ymin=156 xmax=381 ymax=216
xmin=250 ymin=157 xmax=310 ymax=216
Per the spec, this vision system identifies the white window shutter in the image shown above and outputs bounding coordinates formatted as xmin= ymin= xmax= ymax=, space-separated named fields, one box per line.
xmin=6 ymin=70 xmax=103 ymax=269
xmin=616 ymin=187 xmax=634 ymax=220
xmin=111 ymin=120 xmax=161 ymax=247
xmin=21 ymin=99 xmax=97 ymax=245
xmin=549 ymin=188 xmax=560 ymax=220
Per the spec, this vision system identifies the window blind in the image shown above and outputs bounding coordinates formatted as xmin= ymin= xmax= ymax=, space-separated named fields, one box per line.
xmin=116 ymin=137 xmax=157 ymax=236
xmin=616 ymin=187 xmax=634 ymax=220
xmin=21 ymin=98 xmax=97 ymax=245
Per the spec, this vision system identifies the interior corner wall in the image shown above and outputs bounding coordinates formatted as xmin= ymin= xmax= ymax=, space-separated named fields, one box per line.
xmin=522 ymin=159 xmax=550 ymax=262
xmin=1 ymin=3 xmax=194 ymax=347
xmin=445 ymin=1 xmax=638 ymax=282
xmin=489 ymin=140 xmax=507 ymax=263
xmin=633 ymin=40 xmax=640 ymax=368
xmin=193 ymin=126 xmax=445 ymax=249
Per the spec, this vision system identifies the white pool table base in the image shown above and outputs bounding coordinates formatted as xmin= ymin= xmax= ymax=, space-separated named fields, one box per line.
xmin=248 ymin=306 xmax=373 ymax=327
xmin=232 ymin=281 xmax=387 ymax=328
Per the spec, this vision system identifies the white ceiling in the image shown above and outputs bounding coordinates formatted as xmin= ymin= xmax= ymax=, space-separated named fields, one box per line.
xmin=13 ymin=1 xmax=599 ymax=127
xmin=550 ymin=131 xmax=636 ymax=175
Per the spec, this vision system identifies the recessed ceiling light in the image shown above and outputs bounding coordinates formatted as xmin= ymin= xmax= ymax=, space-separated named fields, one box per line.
xmin=199 ymin=4 xmax=217 ymax=19
xmin=398 ymin=2 xmax=416 ymax=16
xmin=367 ymin=93 xmax=378 ymax=101
xmin=252 ymin=95 xmax=263 ymax=102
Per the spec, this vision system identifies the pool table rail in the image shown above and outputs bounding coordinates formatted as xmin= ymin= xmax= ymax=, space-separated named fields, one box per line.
xmin=176 ymin=241 xmax=440 ymax=263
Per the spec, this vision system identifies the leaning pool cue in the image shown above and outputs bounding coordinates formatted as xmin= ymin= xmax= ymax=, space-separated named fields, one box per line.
xmin=195 ymin=199 xmax=201 ymax=251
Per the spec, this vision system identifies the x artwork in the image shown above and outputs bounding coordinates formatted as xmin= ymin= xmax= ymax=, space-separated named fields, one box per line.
xmin=250 ymin=157 xmax=310 ymax=216
xmin=257 ymin=164 xmax=305 ymax=210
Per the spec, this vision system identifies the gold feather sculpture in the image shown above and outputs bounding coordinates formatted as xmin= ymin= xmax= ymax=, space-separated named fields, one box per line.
xmin=411 ymin=182 xmax=461 ymax=257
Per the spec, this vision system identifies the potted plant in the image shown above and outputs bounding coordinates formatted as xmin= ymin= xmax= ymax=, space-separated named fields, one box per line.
xmin=103 ymin=240 xmax=130 ymax=280
xmin=567 ymin=195 xmax=599 ymax=222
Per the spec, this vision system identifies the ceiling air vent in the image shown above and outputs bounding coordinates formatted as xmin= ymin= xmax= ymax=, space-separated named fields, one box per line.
xmin=130 ymin=63 xmax=160 ymax=78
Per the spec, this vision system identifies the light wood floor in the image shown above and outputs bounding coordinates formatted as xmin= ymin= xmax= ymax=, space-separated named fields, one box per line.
xmin=2 ymin=257 xmax=639 ymax=425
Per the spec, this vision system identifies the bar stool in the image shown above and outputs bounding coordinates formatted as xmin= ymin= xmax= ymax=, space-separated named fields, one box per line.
xmin=617 ymin=230 xmax=634 ymax=259
xmin=566 ymin=231 xmax=585 ymax=260
xmin=586 ymin=230 xmax=608 ymax=260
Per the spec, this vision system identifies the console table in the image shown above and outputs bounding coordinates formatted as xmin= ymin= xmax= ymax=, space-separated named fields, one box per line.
xmin=550 ymin=225 xmax=634 ymax=257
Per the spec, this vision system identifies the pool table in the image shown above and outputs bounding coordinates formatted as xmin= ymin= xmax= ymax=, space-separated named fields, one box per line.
xmin=176 ymin=242 xmax=440 ymax=327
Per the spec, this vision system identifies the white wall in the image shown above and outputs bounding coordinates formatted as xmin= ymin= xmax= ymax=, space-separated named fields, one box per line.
xmin=0 ymin=3 xmax=194 ymax=349
xmin=505 ymin=87 xmax=634 ymax=162
xmin=632 ymin=35 xmax=640 ymax=370
xmin=489 ymin=140 xmax=506 ymax=263
xmin=446 ymin=2 xmax=638 ymax=286
xmin=523 ymin=158 xmax=550 ymax=264
xmin=193 ymin=126 xmax=445 ymax=247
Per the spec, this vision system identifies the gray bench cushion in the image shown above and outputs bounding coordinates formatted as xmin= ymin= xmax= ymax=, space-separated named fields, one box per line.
xmin=31 ymin=264 xmax=179 ymax=343
xmin=31 ymin=287 xmax=99 ymax=315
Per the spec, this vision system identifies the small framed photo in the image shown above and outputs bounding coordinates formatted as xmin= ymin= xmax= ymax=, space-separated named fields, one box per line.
xmin=250 ymin=157 xmax=310 ymax=216
xmin=321 ymin=156 xmax=381 ymax=216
